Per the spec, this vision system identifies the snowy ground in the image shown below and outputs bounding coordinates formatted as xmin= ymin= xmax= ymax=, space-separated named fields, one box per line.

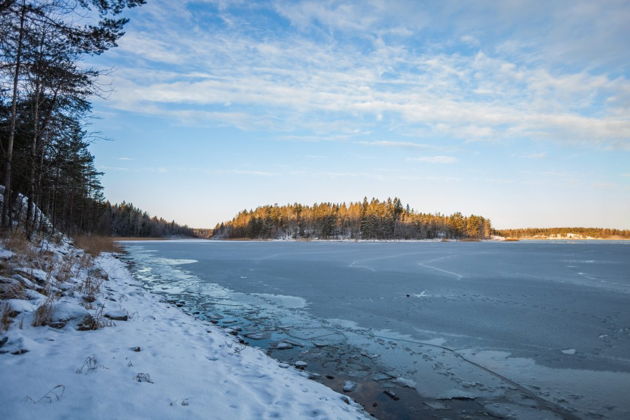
xmin=0 ymin=237 xmax=366 ymax=419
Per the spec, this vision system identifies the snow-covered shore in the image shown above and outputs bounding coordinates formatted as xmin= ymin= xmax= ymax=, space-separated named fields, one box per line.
xmin=0 ymin=237 xmax=367 ymax=419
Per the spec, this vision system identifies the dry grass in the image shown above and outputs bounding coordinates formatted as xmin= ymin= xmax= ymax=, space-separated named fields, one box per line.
xmin=32 ymin=298 xmax=54 ymax=327
xmin=73 ymin=235 xmax=121 ymax=256
xmin=55 ymin=258 xmax=76 ymax=283
xmin=1 ymin=302 xmax=12 ymax=331
xmin=77 ymin=305 xmax=112 ymax=331
xmin=0 ymin=279 xmax=25 ymax=300
xmin=2 ymin=229 xmax=38 ymax=260
xmin=80 ymin=274 xmax=103 ymax=298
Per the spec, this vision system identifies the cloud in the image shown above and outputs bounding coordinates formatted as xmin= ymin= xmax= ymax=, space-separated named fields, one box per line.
xmin=520 ymin=152 xmax=547 ymax=159
xmin=92 ymin=0 xmax=630 ymax=150
xmin=407 ymin=155 xmax=458 ymax=164
xmin=356 ymin=140 xmax=442 ymax=149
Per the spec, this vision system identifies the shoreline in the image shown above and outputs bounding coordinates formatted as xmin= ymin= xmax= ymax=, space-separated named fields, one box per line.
xmin=0 ymin=238 xmax=368 ymax=419
xmin=115 ymin=237 xmax=630 ymax=243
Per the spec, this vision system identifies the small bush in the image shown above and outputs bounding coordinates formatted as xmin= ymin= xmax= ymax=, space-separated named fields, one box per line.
xmin=55 ymin=259 xmax=75 ymax=283
xmin=73 ymin=235 xmax=121 ymax=256
xmin=32 ymin=298 xmax=54 ymax=327
xmin=80 ymin=275 xmax=103 ymax=297
xmin=77 ymin=305 xmax=112 ymax=331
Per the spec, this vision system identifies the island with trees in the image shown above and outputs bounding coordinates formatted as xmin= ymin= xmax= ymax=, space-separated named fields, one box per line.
xmin=212 ymin=198 xmax=492 ymax=240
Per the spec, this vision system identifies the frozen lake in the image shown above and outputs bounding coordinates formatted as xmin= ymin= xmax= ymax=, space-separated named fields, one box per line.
xmin=123 ymin=240 xmax=630 ymax=419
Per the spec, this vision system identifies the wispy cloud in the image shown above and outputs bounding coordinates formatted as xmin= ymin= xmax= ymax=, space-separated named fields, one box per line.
xmin=93 ymin=0 xmax=630 ymax=150
xmin=356 ymin=140 xmax=443 ymax=150
xmin=519 ymin=152 xmax=547 ymax=159
xmin=407 ymin=155 xmax=458 ymax=164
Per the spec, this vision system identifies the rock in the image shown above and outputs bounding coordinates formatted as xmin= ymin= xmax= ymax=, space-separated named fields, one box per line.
xmin=276 ymin=342 xmax=293 ymax=350
xmin=0 ymin=336 xmax=8 ymax=348
xmin=343 ymin=381 xmax=357 ymax=392
xmin=51 ymin=301 xmax=89 ymax=323
xmin=340 ymin=396 xmax=350 ymax=405
xmin=384 ymin=390 xmax=399 ymax=401
xmin=104 ymin=310 xmax=128 ymax=321
xmin=325 ymin=374 xmax=335 ymax=380
xmin=11 ymin=348 xmax=29 ymax=355
xmin=294 ymin=361 xmax=308 ymax=370
xmin=278 ymin=363 xmax=290 ymax=369
xmin=307 ymin=372 xmax=320 ymax=380
xmin=131 ymin=346 xmax=142 ymax=352
xmin=15 ymin=267 xmax=48 ymax=283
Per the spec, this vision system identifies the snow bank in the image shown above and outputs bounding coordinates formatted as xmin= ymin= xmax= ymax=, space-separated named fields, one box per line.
xmin=0 ymin=238 xmax=366 ymax=419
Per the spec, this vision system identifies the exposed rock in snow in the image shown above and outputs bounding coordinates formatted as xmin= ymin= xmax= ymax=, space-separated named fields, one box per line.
xmin=15 ymin=267 xmax=49 ymax=283
xmin=294 ymin=360 xmax=308 ymax=369
xmin=103 ymin=309 xmax=128 ymax=321
xmin=343 ymin=380 xmax=357 ymax=392
xmin=51 ymin=301 xmax=90 ymax=323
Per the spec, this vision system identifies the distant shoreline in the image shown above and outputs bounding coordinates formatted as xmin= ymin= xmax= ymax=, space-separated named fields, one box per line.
xmin=114 ymin=237 xmax=629 ymax=243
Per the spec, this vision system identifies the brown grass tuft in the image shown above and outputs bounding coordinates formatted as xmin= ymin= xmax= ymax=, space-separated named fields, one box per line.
xmin=1 ymin=302 xmax=12 ymax=331
xmin=73 ymin=235 xmax=121 ymax=256
xmin=32 ymin=298 xmax=54 ymax=327
xmin=77 ymin=305 xmax=112 ymax=331
xmin=0 ymin=279 xmax=25 ymax=300
xmin=2 ymin=229 xmax=38 ymax=260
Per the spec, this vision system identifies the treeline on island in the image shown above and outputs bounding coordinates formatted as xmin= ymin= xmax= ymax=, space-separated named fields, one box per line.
xmin=212 ymin=198 xmax=492 ymax=240
xmin=496 ymin=227 xmax=630 ymax=240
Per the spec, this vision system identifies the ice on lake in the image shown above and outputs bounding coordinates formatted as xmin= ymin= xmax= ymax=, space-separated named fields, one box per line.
xmin=122 ymin=240 xmax=630 ymax=418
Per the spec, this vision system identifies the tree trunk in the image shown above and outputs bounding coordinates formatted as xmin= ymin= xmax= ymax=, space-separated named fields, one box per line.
xmin=26 ymin=69 xmax=42 ymax=238
xmin=2 ymin=4 xmax=26 ymax=228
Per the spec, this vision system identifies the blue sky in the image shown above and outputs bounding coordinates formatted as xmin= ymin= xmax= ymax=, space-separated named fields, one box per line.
xmin=88 ymin=0 xmax=630 ymax=229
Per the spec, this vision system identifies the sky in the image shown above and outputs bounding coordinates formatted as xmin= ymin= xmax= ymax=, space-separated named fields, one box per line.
xmin=87 ymin=0 xmax=630 ymax=229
